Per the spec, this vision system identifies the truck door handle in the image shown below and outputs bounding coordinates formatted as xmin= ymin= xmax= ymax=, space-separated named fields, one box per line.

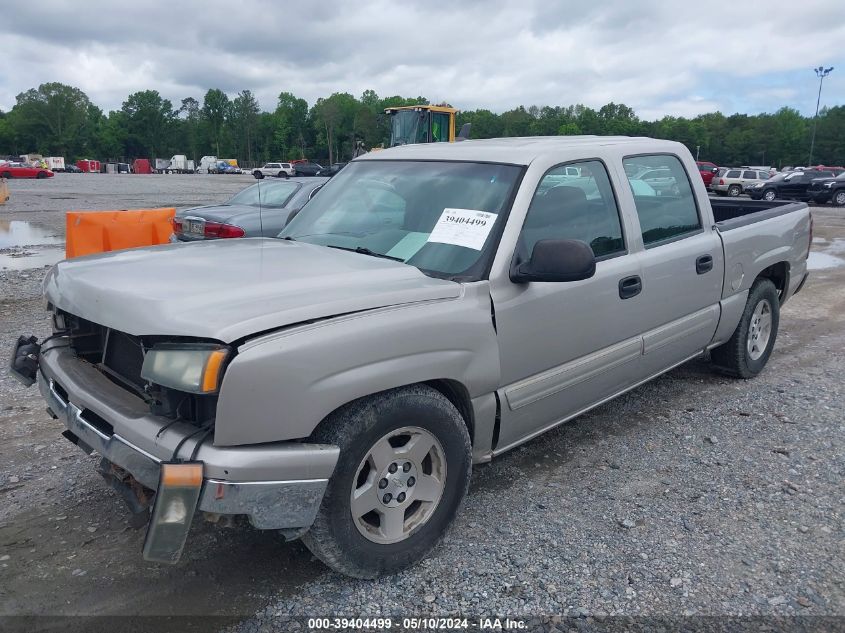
xmin=618 ymin=275 xmax=642 ymax=299
xmin=696 ymin=255 xmax=713 ymax=274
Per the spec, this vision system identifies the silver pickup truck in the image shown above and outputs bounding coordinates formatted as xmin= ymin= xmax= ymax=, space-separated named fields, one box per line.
xmin=12 ymin=137 xmax=811 ymax=578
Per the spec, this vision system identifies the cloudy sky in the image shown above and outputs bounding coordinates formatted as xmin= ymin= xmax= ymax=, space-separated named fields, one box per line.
xmin=3 ymin=1 xmax=844 ymax=120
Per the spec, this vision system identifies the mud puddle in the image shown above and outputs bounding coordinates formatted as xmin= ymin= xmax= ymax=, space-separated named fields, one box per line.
xmin=0 ymin=220 xmax=64 ymax=270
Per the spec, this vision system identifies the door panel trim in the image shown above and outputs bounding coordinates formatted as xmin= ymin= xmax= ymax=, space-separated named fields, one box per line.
xmin=642 ymin=305 xmax=720 ymax=355
xmin=493 ymin=349 xmax=704 ymax=456
xmin=504 ymin=336 xmax=642 ymax=411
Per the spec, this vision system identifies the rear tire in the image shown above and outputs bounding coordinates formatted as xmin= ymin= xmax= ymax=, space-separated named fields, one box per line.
xmin=711 ymin=279 xmax=780 ymax=379
xmin=728 ymin=184 xmax=742 ymax=197
xmin=834 ymin=191 xmax=845 ymax=207
xmin=301 ymin=385 xmax=472 ymax=578
xmin=1 ymin=171 xmax=11 ymax=179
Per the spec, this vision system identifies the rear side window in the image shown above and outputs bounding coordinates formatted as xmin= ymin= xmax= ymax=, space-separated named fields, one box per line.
xmin=623 ymin=155 xmax=701 ymax=247
xmin=726 ymin=170 xmax=741 ymax=178
xmin=742 ymin=171 xmax=757 ymax=179
xmin=521 ymin=160 xmax=625 ymax=259
xmin=758 ymin=171 xmax=770 ymax=180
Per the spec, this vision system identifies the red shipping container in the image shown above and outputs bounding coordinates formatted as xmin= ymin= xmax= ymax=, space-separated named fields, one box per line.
xmin=133 ymin=159 xmax=152 ymax=174
xmin=76 ymin=159 xmax=101 ymax=173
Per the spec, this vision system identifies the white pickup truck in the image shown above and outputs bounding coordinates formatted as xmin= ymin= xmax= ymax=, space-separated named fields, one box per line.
xmin=12 ymin=136 xmax=811 ymax=578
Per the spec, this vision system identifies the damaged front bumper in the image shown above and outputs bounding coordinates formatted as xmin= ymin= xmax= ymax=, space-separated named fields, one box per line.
xmin=31 ymin=340 xmax=339 ymax=562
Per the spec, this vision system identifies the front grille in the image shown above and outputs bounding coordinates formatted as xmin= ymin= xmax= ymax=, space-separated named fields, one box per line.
xmin=57 ymin=309 xmax=218 ymax=425
xmin=103 ymin=330 xmax=145 ymax=391
xmin=60 ymin=312 xmax=146 ymax=396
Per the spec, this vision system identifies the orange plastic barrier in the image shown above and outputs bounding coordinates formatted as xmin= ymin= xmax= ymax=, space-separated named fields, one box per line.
xmin=0 ymin=178 xmax=8 ymax=205
xmin=65 ymin=208 xmax=175 ymax=259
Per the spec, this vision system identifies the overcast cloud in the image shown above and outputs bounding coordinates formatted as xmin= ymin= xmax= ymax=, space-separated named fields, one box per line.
xmin=3 ymin=0 xmax=843 ymax=119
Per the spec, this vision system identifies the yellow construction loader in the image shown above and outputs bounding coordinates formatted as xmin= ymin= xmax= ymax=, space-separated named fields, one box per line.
xmin=384 ymin=105 xmax=470 ymax=147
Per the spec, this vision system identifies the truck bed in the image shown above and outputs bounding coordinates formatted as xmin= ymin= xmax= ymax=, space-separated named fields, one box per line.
xmin=711 ymin=199 xmax=807 ymax=231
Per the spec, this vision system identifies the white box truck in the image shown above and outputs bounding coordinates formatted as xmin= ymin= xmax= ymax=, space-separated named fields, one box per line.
xmin=197 ymin=156 xmax=218 ymax=174
xmin=165 ymin=155 xmax=195 ymax=174
xmin=45 ymin=157 xmax=66 ymax=172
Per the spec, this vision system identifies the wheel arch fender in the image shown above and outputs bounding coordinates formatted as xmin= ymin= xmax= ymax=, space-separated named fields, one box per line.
xmin=755 ymin=261 xmax=790 ymax=304
xmin=214 ymin=290 xmax=500 ymax=448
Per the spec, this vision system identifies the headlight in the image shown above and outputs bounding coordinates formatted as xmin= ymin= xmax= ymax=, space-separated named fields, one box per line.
xmin=141 ymin=344 xmax=230 ymax=394
xmin=825 ymin=182 xmax=834 ymax=187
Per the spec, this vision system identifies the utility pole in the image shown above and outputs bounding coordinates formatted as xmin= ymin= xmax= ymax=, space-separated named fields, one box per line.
xmin=809 ymin=66 xmax=834 ymax=166
xmin=695 ymin=145 xmax=700 ymax=161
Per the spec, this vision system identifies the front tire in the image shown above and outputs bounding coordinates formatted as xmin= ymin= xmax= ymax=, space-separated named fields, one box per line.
xmin=763 ymin=189 xmax=777 ymax=201
xmin=711 ymin=279 xmax=780 ymax=378
xmin=253 ymin=170 xmax=264 ymax=179
xmin=302 ymin=385 xmax=472 ymax=578
xmin=834 ymin=191 xmax=845 ymax=207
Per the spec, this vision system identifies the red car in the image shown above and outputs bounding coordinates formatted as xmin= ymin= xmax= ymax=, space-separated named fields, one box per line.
xmin=0 ymin=164 xmax=55 ymax=179
xmin=696 ymin=161 xmax=719 ymax=188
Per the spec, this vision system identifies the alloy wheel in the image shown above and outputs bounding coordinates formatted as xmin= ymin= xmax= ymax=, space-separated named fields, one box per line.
xmin=350 ymin=426 xmax=446 ymax=545
xmin=747 ymin=299 xmax=773 ymax=361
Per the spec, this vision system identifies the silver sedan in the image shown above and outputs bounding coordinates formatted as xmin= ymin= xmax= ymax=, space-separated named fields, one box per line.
xmin=172 ymin=177 xmax=328 ymax=241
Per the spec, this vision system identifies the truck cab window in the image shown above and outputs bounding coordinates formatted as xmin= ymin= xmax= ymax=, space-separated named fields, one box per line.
xmin=519 ymin=160 xmax=625 ymax=259
xmin=624 ymin=154 xmax=701 ymax=247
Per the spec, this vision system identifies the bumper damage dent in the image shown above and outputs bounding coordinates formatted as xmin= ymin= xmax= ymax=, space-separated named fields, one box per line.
xmin=35 ymin=345 xmax=339 ymax=561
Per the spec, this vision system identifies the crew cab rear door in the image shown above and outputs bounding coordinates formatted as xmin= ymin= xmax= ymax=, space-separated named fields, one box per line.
xmin=620 ymin=153 xmax=724 ymax=377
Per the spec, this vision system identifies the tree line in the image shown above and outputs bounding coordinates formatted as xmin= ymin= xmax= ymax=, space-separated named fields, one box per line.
xmin=0 ymin=82 xmax=842 ymax=168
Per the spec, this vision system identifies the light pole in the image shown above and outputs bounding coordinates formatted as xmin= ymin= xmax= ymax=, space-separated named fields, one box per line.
xmin=809 ymin=66 xmax=833 ymax=166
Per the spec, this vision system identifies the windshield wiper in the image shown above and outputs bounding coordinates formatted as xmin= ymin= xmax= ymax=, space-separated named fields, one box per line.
xmin=326 ymin=245 xmax=404 ymax=262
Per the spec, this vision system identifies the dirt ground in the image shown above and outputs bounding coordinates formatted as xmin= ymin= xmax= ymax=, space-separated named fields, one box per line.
xmin=0 ymin=174 xmax=843 ymax=631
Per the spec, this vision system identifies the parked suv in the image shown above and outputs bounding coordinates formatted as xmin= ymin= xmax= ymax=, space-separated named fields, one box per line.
xmin=711 ymin=168 xmax=771 ymax=197
xmin=807 ymin=172 xmax=845 ymax=206
xmin=293 ymin=161 xmax=324 ymax=177
xmin=696 ymin=161 xmax=719 ymax=188
xmin=748 ymin=169 xmax=837 ymax=201
xmin=253 ymin=162 xmax=294 ymax=179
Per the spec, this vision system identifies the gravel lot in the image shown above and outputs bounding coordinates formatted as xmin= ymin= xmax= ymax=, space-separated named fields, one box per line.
xmin=0 ymin=174 xmax=843 ymax=631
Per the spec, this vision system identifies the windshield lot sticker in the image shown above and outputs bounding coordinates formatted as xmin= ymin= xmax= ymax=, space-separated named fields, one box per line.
xmin=427 ymin=208 xmax=497 ymax=250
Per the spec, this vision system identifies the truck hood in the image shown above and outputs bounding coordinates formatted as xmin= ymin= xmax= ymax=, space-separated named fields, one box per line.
xmin=43 ymin=238 xmax=461 ymax=343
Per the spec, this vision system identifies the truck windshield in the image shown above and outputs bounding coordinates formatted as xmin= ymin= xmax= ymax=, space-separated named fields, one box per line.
xmin=228 ymin=182 xmax=300 ymax=207
xmin=279 ymin=160 xmax=522 ymax=279
xmin=390 ymin=111 xmax=428 ymax=146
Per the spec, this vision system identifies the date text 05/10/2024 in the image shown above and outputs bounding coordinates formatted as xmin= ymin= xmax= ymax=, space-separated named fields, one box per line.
xmin=307 ymin=617 xmax=527 ymax=630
